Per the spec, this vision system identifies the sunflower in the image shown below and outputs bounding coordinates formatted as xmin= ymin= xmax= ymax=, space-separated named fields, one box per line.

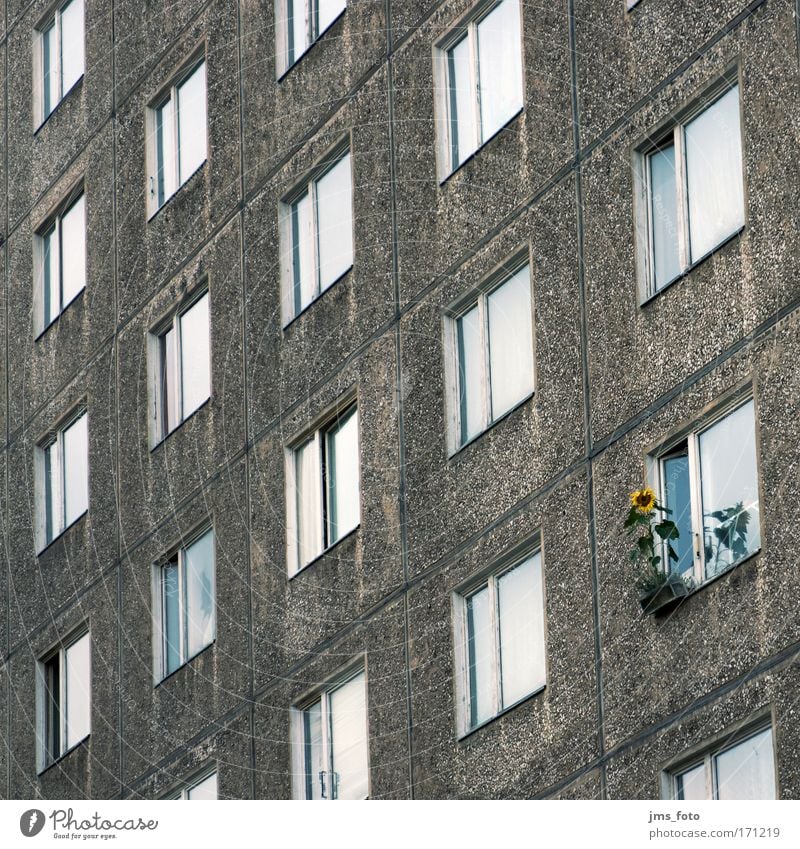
xmin=630 ymin=487 xmax=657 ymax=514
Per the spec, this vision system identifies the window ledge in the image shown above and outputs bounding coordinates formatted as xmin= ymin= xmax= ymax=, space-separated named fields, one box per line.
xmin=458 ymin=684 xmax=546 ymax=742
xmin=276 ymin=10 xmax=347 ymax=82
xmin=150 ymin=396 xmax=212 ymax=452
xmin=154 ymin=639 xmax=216 ymax=689
xmin=448 ymin=391 xmax=534 ymax=460
xmin=37 ymin=510 xmax=88 ymax=557
xmin=288 ymin=524 xmax=360 ymax=581
xmin=146 ymin=161 xmax=207 ymax=223
xmin=37 ymin=734 xmax=90 ymax=776
xmin=34 ymin=75 xmax=85 ymax=136
xmin=282 ymin=265 xmax=353 ymax=332
xmin=35 ymin=288 xmax=86 ymax=341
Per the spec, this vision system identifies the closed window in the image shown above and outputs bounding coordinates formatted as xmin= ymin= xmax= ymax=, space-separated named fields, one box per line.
xmin=147 ymin=59 xmax=208 ymax=216
xmin=454 ymin=548 xmax=546 ymax=735
xmin=37 ymin=630 xmax=91 ymax=771
xmin=435 ymin=0 xmax=523 ymax=179
xmin=293 ymin=668 xmax=368 ymax=800
xmin=276 ymin=0 xmax=346 ymax=76
xmin=280 ymin=148 xmax=354 ymax=324
xmin=669 ymin=726 xmax=776 ymax=800
xmin=37 ymin=410 xmax=89 ymax=551
xmin=654 ymin=397 xmax=761 ymax=586
xmin=35 ymin=191 xmax=86 ymax=334
xmin=287 ymin=404 xmax=359 ymax=575
xmin=35 ymin=0 xmax=85 ymax=126
xmin=165 ymin=771 xmax=218 ymax=800
xmin=638 ymin=80 xmax=744 ymax=297
xmin=446 ymin=261 xmax=534 ymax=450
xmin=151 ymin=290 xmax=211 ymax=443
xmin=155 ymin=528 xmax=216 ymax=680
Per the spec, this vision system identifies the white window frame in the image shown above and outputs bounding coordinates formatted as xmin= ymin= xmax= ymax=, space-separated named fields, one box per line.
xmin=290 ymin=662 xmax=369 ymax=800
xmin=146 ymin=56 xmax=208 ymax=218
xmin=152 ymin=526 xmax=217 ymax=684
xmin=635 ymin=72 xmax=744 ymax=300
xmin=36 ymin=627 xmax=91 ymax=773
xmin=148 ymin=287 xmax=212 ymax=446
xmin=433 ymin=0 xmax=525 ymax=181
xmin=275 ymin=0 xmax=347 ymax=77
xmin=33 ymin=0 xmax=85 ymax=128
xmin=649 ymin=393 xmax=761 ymax=588
xmin=279 ymin=144 xmax=354 ymax=326
xmin=163 ymin=768 xmax=218 ymax=800
xmin=452 ymin=541 xmax=546 ymax=738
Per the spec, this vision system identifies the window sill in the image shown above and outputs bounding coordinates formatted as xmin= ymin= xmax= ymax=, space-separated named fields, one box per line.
xmin=35 ymin=287 xmax=86 ymax=341
xmin=34 ymin=75 xmax=85 ymax=135
xmin=37 ymin=510 xmax=88 ymax=557
xmin=288 ymin=524 xmax=360 ymax=580
xmin=457 ymin=684 xmax=546 ymax=742
xmin=150 ymin=396 xmax=212 ymax=452
xmin=448 ymin=391 xmax=534 ymax=460
xmin=37 ymin=734 xmax=90 ymax=776
xmin=154 ymin=639 xmax=216 ymax=689
xmin=276 ymin=11 xmax=347 ymax=82
xmin=282 ymin=265 xmax=354 ymax=332
xmin=146 ymin=161 xmax=207 ymax=222
xmin=687 ymin=547 xmax=762 ymax=597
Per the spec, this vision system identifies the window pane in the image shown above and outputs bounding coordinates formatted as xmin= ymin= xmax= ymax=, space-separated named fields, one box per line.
xmin=60 ymin=0 xmax=85 ymax=95
xmin=161 ymin=326 xmax=179 ymax=434
xmin=44 ymin=656 xmax=61 ymax=761
xmin=185 ymin=530 xmax=215 ymax=659
xmin=42 ymin=226 xmax=59 ymax=326
xmin=698 ymin=400 xmax=760 ymax=579
xmin=316 ymin=0 xmax=345 ymax=37
xmin=685 ymin=85 xmax=744 ymax=261
xmin=487 ymin=266 xmax=534 ymax=421
xmin=287 ymin=0 xmax=309 ymax=65
xmin=42 ymin=24 xmax=57 ymax=117
xmin=44 ymin=441 xmax=60 ymax=543
xmin=662 ymin=449 xmax=694 ymax=576
xmin=456 ymin=305 xmax=484 ymax=445
xmin=715 ymin=729 xmax=775 ymax=800
xmin=156 ymin=97 xmax=177 ymax=206
xmin=179 ymin=293 xmax=211 ymax=420
xmin=187 ymin=772 xmax=217 ymax=800
xmin=325 ymin=408 xmax=359 ymax=545
xmin=329 ymin=672 xmax=368 ymax=800
xmin=498 ymin=552 xmax=546 ymax=708
xmin=676 ymin=763 xmax=706 ymax=800
xmin=162 ymin=560 xmax=182 ymax=676
xmin=292 ymin=192 xmax=315 ymax=314
xmin=303 ymin=700 xmax=324 ymax=800
xmin=63 ymin=413 xmax=88 ymax=527
xmin=294 ymin=437 xmax=321 ymax=568
xmin=447 ymin=36 xmax=476 ymax=168
xmin=316 ymin=154 xmax=354 ymax=291
xmin=177 ymin=63 xmax=208 ymax=184
xmin=60 ymin=194 xmax=86 ymax=307
xmin=648 ymin=143 xmax=682 ymax=290
xmin=65 ymin=633 xmax=90 ymax=749
xmin=466 ymin=586 xmax=493 ymax=728
xmin=476 ymin=0 xmax=523 ymax=142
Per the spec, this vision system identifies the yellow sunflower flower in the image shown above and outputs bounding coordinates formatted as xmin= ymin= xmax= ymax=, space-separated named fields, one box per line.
xmin=630 ymin=487 xmax=656 ymax=514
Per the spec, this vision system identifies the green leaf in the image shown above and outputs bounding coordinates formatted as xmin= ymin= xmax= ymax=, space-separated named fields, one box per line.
xmin=654 ymin=520 xmax=680 ymax=540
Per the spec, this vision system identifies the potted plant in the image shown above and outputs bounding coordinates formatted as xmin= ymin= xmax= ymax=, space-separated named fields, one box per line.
xmin=626 ymin=487 xmax=692 ymax=615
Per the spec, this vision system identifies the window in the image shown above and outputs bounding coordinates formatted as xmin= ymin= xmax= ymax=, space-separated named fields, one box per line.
xmin=454 ymin=547 xmax=546 ymax=735
xmin=147 ymin=59 xmax=208 ymax=216
xmin=154 ymin=527 xmax=216 ymax=680
xmin=165 ymin=771 xmax=218 ymax=800
xmin=37 ymin=630 xmax=91 ymax=770
xmin=446 ymin=261 xmax=533 ymax=450
xmin=668 ymin=726 xmax=776 ymax=800
xmin=35 ymin=0 xmax=85 ymax=126
xmin=287 ymin=404 xmax=359 ymax=575
xmin=293 ymin=668 xmax=368 ymax=800
xmin=435 ymin=0 xmax=523 ymax=179
xmin=35 ymin=191 xmax=86 ymax=334
xmin=37 ymin=410 xmax=89 ymax=551
xmin=151 ymin=290 xmax=211 ymax=443
xmin=280 ymin=149 xmax=354 ymax=324
xmin=639 ymin=79 xmax=744 ymax=297
xmin=654 ymin=397 xmax=761 ymax=586
xmin=275 ymin=0 xmax=346 ymax=76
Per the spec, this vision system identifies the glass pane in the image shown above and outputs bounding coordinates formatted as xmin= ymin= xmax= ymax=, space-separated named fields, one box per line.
xmin=156 ymin=97 xmax=177 ymax=206
xmin=177 ymin=62 xmax=208 ymax=184
xmin=185 ymin=530 xmax=215 ymax=659
xmin=447 ymin=36 xmax=476 ymax=168
xmin=303 ymin=700 xmax=324 ymax=800
xmin=699 ymin=400 xmax=760 ymax=579
xmin=42 ymin=23 xmax=57 ymax=117
xmin=685 ymin=85 xmax=744 ymax=261
xmin=162 ymin=560 xmax=182 ymax=675
xmin=325 ymin=408 xmax=359 ymax=545
xmin=316 ymin=0 xmax=345 ymax=38
xmin=63 ymin=413 xmax=88 ymax=527
xmin=42 ymin=226 xmax=59 ymax=326
xmin=179 ymin=293 xmax=211 ymax=420
xmin=466 ymin=586 xmax=493 ymax=728
xmin=65 ymin=632 xmax=91 ymax=749
xmin=316 ymin=154 xmax=354 ymax=291
xmin=44 ymin=441 xmax=60 ymax=543
xmin=44 ymin=656 xmax=61 ymax=761
xmin=60 ymin=194 xmax=86 ymax=307
xmin=161 ymin=326 xmax=179 ymax=434
xmin=329 ymin=672 xmax=368 ymax=800
xmin=648 ymin=143 xmax=682 ymax=290
xmin=287 ymin=0 xmax=309 ymax=65
xmin=476 ymin=0 xmax=523 ymax=142
xmin=676 ymin=763 xmax=707 ymax=800
xmin=498 ymin=552 xmax=546 ymax=708
xmin=295 ymin=437 xmax=321 ymax=568
xmin=187 ymin=772 xmax=217 ymax=800
xmin=292 ymin=191 xmax=315 ymax=314
xmin=715 ymin=729 xmax=775 ymax=800
xmin=456 ymin=305 xmax=484 ymax=445
xmin=60 ymin=0 xmax=85 ymax=95
xmin=662 ymin=449 xmax=694 ymax=576
xmin=487 ymin=266 xmax=534 ymax=420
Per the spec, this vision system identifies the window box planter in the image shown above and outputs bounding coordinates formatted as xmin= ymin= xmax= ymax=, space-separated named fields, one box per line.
xmin=639 ymin=572 xmax=690 ymax=615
